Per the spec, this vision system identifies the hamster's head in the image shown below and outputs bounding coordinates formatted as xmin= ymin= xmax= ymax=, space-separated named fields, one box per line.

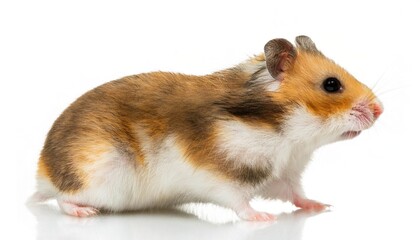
xmin=264 ymin=36 xmax=383 ymax=143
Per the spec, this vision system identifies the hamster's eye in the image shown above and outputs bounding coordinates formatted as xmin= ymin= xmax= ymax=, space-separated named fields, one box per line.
xmin=323 ymin=77 xmax=342 ymax=93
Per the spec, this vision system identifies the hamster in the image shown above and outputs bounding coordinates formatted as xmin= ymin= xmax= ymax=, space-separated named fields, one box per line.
xmin=31 ymin=36 xmax=383 ymax=221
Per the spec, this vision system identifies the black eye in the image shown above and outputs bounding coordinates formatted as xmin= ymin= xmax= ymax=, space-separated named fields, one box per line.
xmin=323 ymin=77 xmax=342 ymax=93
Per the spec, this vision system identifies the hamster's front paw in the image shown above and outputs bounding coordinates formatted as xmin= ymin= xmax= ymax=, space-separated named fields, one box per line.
xmin=293 ymin=197 xmax=331 ymax=212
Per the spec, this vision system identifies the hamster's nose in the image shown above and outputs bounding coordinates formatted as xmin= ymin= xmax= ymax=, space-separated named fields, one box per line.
xmin=373 ymin=103 xmax=383 ymax=119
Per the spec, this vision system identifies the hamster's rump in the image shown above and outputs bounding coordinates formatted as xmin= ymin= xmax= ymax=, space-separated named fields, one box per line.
xmin=33 ymin=36 xmax=383 ymax=220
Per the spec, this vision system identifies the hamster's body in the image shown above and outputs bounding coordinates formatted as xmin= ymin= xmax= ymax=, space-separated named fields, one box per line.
xmin=33 ymin=36 xmax=383 ymax=220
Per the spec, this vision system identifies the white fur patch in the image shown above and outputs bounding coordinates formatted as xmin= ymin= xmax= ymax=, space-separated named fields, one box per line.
xmin=284 ymin=107 xmax=344 ymax=146
xmin=216 ymin=120 xmax=292 ymax=178
xmin=52 ymin=134 xmax=247 ymax=212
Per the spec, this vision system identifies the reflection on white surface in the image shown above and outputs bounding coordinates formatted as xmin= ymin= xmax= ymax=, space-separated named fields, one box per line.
xmin=24 ymin=197 xmax=420 ymax=240
xmin=27 ymin=201 xmax=320 ymax=240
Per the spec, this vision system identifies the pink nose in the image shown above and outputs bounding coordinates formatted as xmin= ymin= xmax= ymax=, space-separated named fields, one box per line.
xmin=373 ymin=103 xmax=383 ymax=119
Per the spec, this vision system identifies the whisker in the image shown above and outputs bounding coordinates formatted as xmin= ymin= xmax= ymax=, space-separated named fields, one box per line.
xmin=368 ymin=58 xmax=402 ymax=93
xmin=370 ymin=69 xmax=389 ymax=92
xmin=375 ymin=85 xmax=407 ymax=97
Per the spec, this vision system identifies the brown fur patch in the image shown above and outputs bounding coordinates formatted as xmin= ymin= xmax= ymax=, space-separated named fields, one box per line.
xmin=41 ymin=79 xmax=150 ymax=193
xmin=37 ymin=155 xmax=49 ymax=178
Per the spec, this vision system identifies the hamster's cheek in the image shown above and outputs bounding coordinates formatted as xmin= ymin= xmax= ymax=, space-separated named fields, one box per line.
xmin=284 ymin=107 xmax=334 ymax=144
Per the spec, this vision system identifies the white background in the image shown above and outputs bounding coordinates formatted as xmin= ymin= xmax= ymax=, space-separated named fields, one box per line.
xmin=1 ymin=0 xmax=419 ymax=239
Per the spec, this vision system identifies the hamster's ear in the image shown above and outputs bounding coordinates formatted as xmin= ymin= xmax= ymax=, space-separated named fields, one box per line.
xmin=295 ymin=35 xmax=323 ymax=55
xmin=264 ymin=38 xmax=297 ymax=80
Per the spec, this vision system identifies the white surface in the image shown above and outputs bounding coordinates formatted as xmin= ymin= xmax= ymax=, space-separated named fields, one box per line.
xmin=1 ymin=0 xmax=419 ymax=239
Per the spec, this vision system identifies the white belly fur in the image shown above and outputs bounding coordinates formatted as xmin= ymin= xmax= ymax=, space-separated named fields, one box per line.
xmin=42 ymin=135 xmax=241 ymax=212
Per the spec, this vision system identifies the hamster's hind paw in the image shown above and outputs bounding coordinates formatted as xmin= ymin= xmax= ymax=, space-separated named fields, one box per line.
xmin=58 ymin=200 xmax=99 ymax=217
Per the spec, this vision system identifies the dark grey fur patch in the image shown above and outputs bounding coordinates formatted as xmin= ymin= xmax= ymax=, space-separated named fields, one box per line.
xmin=214 ymin=87 xmax=287 ymax=127
xmin=222 ymin=161 xmax=272 ymax=186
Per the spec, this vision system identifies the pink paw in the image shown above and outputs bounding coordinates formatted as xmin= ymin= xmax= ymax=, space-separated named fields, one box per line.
xmin=238 ymin=210 xmax=277 ymax=221
xmin=58 ymin=200 xmax=99 ymax=217
xmin=293 ymin=198 xmax=330 ymax=212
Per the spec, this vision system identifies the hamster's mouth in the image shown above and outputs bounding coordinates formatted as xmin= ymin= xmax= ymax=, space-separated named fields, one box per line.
xmin=342 ymin=131 xmax=362 ymax=139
